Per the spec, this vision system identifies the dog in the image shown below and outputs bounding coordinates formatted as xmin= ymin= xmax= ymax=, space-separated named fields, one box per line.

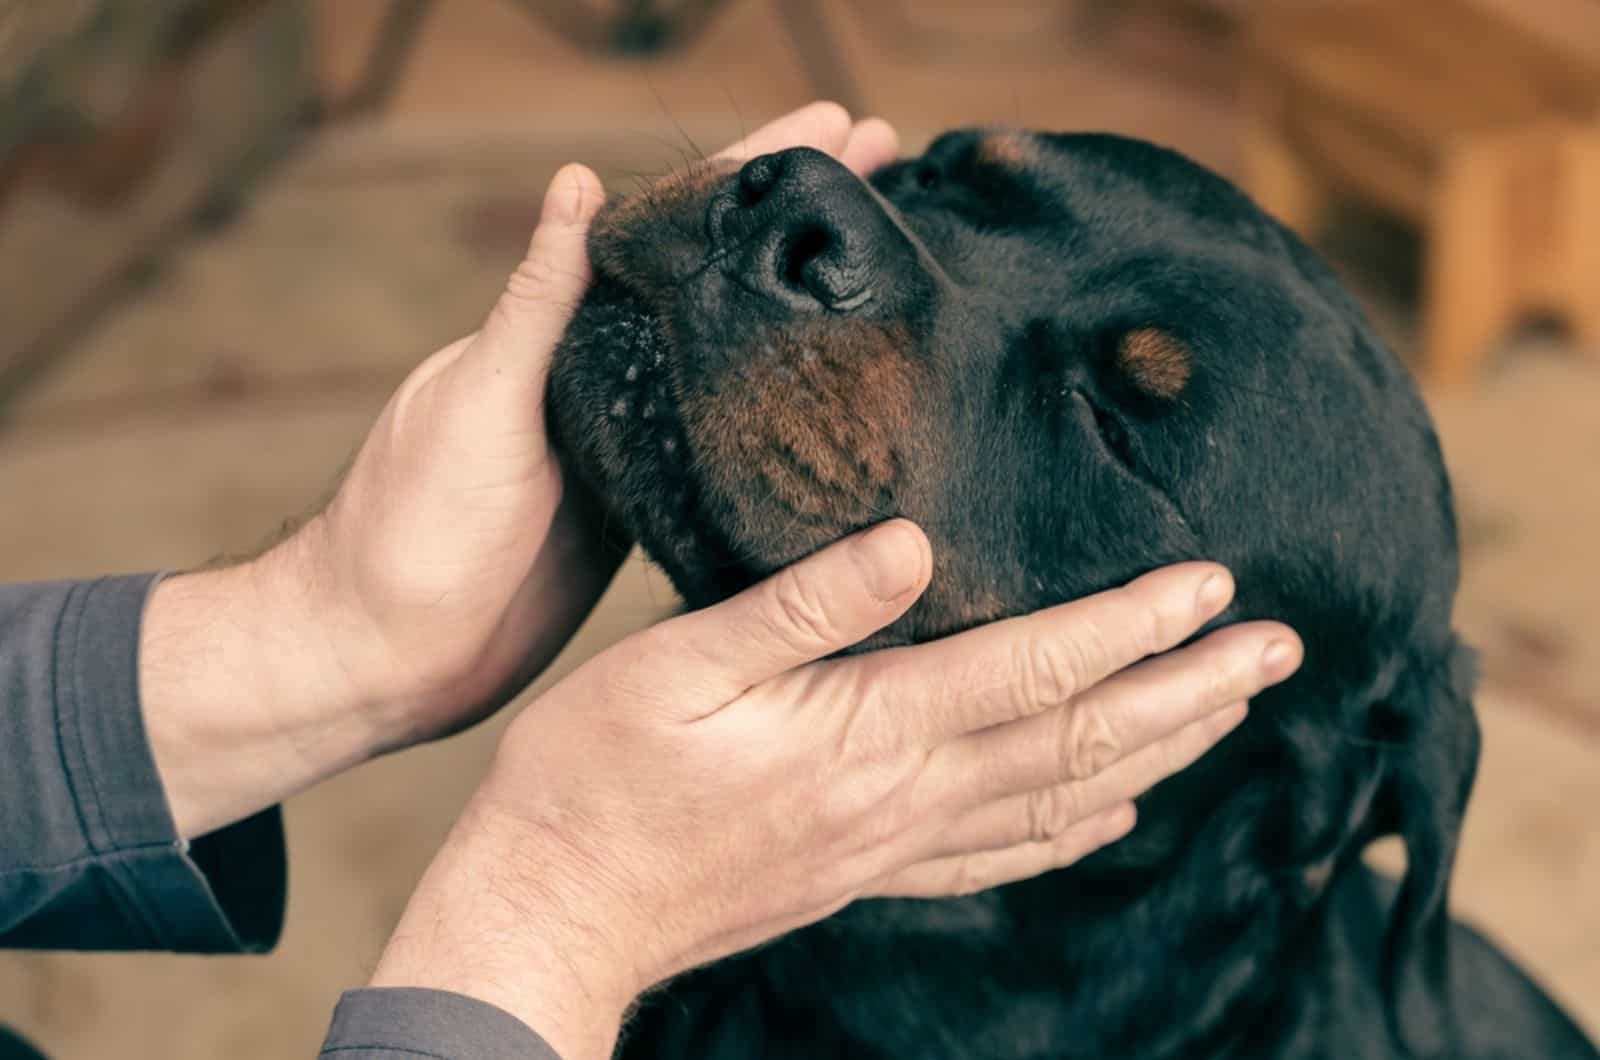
xmin=547 ymin=129 xmax=1598 ymax=1059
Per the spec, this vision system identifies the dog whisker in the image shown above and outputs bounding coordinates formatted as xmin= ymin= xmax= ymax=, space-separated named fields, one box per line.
xmin=645 ymin=74 xmax=706 ymax=163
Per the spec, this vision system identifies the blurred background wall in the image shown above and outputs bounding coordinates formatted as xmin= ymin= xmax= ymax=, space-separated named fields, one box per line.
xmin=0 ymin=1 xmax=1596 ymax=1055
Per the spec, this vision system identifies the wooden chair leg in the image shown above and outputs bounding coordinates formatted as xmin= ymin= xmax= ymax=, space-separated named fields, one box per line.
xmin=1423 ymin=144 xmax=1515 ymax=386
xmin=1563 ymin=128 xmax=1600 ymax=351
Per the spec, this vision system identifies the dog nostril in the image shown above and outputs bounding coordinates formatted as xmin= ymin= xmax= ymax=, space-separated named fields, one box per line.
xmin=738 ymin=153 xmax=785 ymax=206
xmin=781 ymin=224 xmax=834 ymax=291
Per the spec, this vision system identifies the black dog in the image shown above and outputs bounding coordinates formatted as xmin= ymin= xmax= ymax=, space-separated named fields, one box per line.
xmin=548 ymin=129 xmax=1597 ymax=1059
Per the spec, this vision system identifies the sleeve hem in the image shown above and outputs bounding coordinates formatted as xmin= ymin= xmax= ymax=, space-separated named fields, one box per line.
xmin=52 ymin=573 xmax=286 ymax=953
xmin=321 ymin=988 xmax=563 ymax=1060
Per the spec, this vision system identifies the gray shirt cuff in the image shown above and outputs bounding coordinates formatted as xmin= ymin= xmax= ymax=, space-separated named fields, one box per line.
xmin=320 ymin=988 xmax=563 ymax=1059
xmin=0 ymin=574 xmax=285 ymax=953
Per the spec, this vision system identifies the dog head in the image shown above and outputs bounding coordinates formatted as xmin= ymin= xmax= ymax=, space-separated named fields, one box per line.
xmin=549 ymin=130 xmax=1479 ymax=1053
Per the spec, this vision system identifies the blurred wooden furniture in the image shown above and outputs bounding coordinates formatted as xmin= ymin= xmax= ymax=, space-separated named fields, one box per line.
xmin=0 ymin=0 xmax=310 ymax=406
xmin=1241 ymin=0 xmax=1600 ymax=384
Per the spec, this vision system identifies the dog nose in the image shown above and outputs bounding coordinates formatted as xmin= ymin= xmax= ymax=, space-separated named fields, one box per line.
xmin=712 ymin=147 xmax=888 ymax=311
xmin=736 ymin=150 xmax=789 ymax=207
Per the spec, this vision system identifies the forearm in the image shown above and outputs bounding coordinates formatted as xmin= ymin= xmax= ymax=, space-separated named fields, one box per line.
xmin=139 ymin=527 xmax=379 ymax=839
xmin=368 ymin=792 xmax=638 ymax=1060
xmin=0 ymin=576 xmax=286 ymax=952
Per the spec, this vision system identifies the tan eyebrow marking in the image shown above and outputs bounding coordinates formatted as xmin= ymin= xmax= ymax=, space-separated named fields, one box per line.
xmin=975 ymin=132 xmax=1037 ymax=169
xmin=1116 ymin=328 xmax=1193 ymax=400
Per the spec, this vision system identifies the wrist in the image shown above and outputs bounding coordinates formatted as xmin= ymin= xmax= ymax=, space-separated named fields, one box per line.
xmin=140 ymin=529 xmax=384 ymax=837
xmin=307 ymin=466 xmax=632 ymax=750
xmin=370 ymin=791 xmax=640 ymax=1060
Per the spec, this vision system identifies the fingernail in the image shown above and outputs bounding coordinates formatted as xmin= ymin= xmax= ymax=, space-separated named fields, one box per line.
xmin=541 ymin=164 xmax=585 ymax=224
xmin=1261 ymin=639 xmax=1301 ymax=681
xmin=1195 ymin=570 xmax=1233 ymax=620
xmin=852 ymin=522 xmax=926 ymax=602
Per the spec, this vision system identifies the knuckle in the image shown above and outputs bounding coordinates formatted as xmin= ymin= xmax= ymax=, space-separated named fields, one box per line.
xmin=847 ymin=757 xmax=923 ymax=838
xmin=1231 ymin=632 xmax=1273 ymax=689
xmin=951 ymin=855 xmax=992 ymax=898
xmin=501 ymin=253 xmax=572 ymax=307
xmin=1149 ymin=580 xmax=1198 ymax=647
xmin=836 ymin=671 xmax=893 ymax=765
xmin=1212 ymin=646 xmax=1251 ymax=701
xmin=1025 ymin=788 xmax=1050 ymax=843
xmin=1117 ymin=577 xmax=1191 ymax=659
xmin=1013 ymin=636 xmax=1088 ymax=717
xmin=1024 ymin=784 xmax=1081 ymax=843
xmin=1125 ymin=584 xmax=1177 ymax=658
xmin=1193 ymin=638 xmax=1252 ymax=707
xmin=806 ymin=852 xmax=859 ymax=906
xmin=1056 ymin=704 xmax=1122 ymax=781
xmin=765 ymin=566 xmax=841 ymax=651
xmin=824 ymin=774 xmax=878 ymax=830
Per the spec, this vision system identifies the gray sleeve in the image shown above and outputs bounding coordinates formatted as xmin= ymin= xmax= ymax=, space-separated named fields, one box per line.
xmin=320 ymin=988 xmax=564 ymax=1059
xmin=0 ymin=575 xmax=285 ymax=953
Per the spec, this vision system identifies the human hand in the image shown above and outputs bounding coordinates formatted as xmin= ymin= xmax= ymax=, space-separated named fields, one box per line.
xmin=370 ymin=520 xmax=1302 ymax=1060
xmin=294 ymin=103 xmax=902 ymax=746
xmin=141 ymin=103 xmax=901 ymax=838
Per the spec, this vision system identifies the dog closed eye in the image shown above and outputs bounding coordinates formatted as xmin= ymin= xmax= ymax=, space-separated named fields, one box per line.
xmin=1078 ymin=391 xmax=1140 ymax=470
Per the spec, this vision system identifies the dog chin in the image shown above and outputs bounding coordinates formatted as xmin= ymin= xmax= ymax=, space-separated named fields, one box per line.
xmin=550 ymin=275 xmax=756 ymax=606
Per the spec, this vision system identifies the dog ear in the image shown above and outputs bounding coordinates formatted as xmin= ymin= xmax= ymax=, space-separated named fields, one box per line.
xmin=1372 ymin=635 xmax=1482 ymax=1057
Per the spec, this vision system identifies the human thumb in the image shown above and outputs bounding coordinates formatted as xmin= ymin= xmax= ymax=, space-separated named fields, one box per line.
xmin=461 ymin=162 xmax=606 ymax=402
xmin=631 ymin=520 xmax=932 ymax=714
